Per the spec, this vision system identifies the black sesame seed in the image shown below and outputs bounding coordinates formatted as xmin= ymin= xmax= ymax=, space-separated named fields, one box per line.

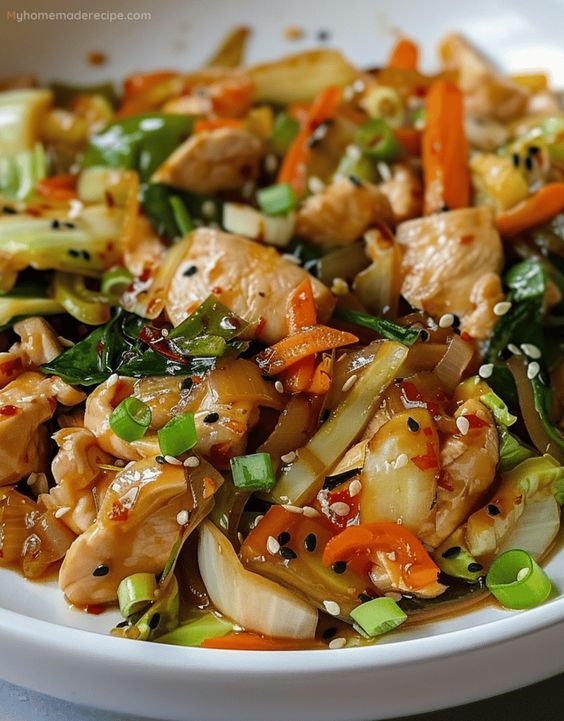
xmin=316 ymin=29 xmax=331 ymax=42
xmin=277 ymin=531 xmax=291 ymax=546
xmin=68 ymin=249 xmax=80 ymax=258
xmin=80 ymin=250 xmax=91 ymax=261
xmin=116 ymin=620 xmax=129 ymax=628
xmin=204 ymin=412 xmax=219 ymax=424
xmin=418 ymin=329 xmax=430 ymax=342
xmin=64 ymin=221 xmax=76 ymax=229
xmin=358 ymin=593 xmax=372 ymax=604
xmin=524 ymin=155 xmax=534 ymax=171
xmin=451 ymin=314 xmax=461 ymax=329
xmin=51 ymin=219 xmax=61 ymax=229
xmin=180 ymin=377 xmax=194 ymax=391
xmin=439 ymin=204 xmax=450 ymax=212
xmin=332 ymin=561 xmax=347 ymax=574
xmin=348 ymin=174 xmax=362 ymax=187
xmin=407 ymin=416 xmax=420 ymax=433
xmin=468 ymin=562 xmax=483 ymax=573
xmin=258 ymin=291 xmax=266 ymax=298
xmin=511 ymin=152 xmax=520 ymax=167
xmin=149 ymin=613 xmax=161 ymax=630
xmin=156 ymin=455 xmax=166 ymax=464
xmin=2 ymin=206 xmax=16 ymax=214
xmin=320 ymin=408 xmax=331 ymax=423
xmin=304 ymin=533 xmax=317 ymax=552
xmin=322 ymin=627 xmax=337 ymax=640
xmin=183 ymin=265 xmax=198 ymax=277
xmin=441 ymin=546 xmax=461 ymax=560
xmin=529 ymin=145 xmax=541 ymax=155
xmin=498 ymin=346 xmax=512 ymax=361
xmin=280 ymin=546 xmax=297 ymax=560
xmin=487 ymin=504 xmax=501 ymax=516
xmin=93 ymin=564 xmax=109 ymax=577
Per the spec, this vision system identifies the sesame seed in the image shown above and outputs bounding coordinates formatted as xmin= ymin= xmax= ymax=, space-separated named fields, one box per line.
xmin=329 ymin=501 xmax=350 ymax=517
xmin=302 ymin=506 xmax=320 ymax=518
xmin=441 ymin=546 xmax=461 ymax=559
xmin=345 ymin=144 xmax=361 ymax=160
xmin=264 ymin=154 xmax=279 ymax=173
xmin=342 ymin=85 xmax=355 ymax=102
xmin=253 ymin=514 xmax=264 ymax=528
xmin=267 ymin=536 xmax=280 ymax=555
xmin=277 ymin=531 xmax=291 ymax=546
xmin=407 ymin=416 xmax=420 ymax=432
xmin=237 ymin=532 xmax=244 ymax=544
xmin=507 ymin=343 xmax=522 ymax=355
xmin=181 ymin=377 xmax=194 ymax=391
xmin=487 ymin=504 xmax=501 ymax=516
xmin=281 ymin=451 xmax=297 ymax=464
xmin=124 ymin=460 xmax=136 ymax=469
xmin=57 ymin=335 xmax=75 ymax=348
xmin=341 ymin=374 xmax=358 ymax=392
xmin=493 ymin=301 xmax=512 ymax=316
xmin=156 ymin=455 xmax=165 ymax=464
xmin=438 ymin=313 xmax=455 ymax=328
xmin=521 ymin=343 xmax=541 ymax=359
xmin=385 ymin=592 xmax=402 ymax=602
xmin=280 ymin=546 xmax=297 ymax=560
xmin=274 ymin=380 xmax=285 ymax=393
xmin=176 ymin=510 xmax=189 ymax=526
xmin=165 ymin=455 xmax=182 ymax=465
xmin=304 ymin=533 xmax=317 ymax=552
xmin=202 ymin=200 xmax=217 ymax=218
xmin=148 ymin=613 xmax=161 ymax=630
xmin=54 ymin=506 xmax=70 ymax=519
xmin=348 ymin=175 xmax=362 ymax=187
xmin=183 ymin=265 xmax=198 ymax=277
xmin=376 ymin=161 xmax=392 ymax=182
xmin=394 ymin=453 xmax=408 ymax=469
xmin=456 ymin=416 xmax=470 ymax=435
xmin=527 ymin=361 xmax=540 ymax=380
xmin=282 ymin=253 xmax=302 ymax=265
xmin=517 ymin=567 xmax=529 ymax=582
xmin=332 ymin=561 xmax=347 ymax=574
xmin=307 ymin=176 xmax=326 ymax=194
xmin=467 ymin=562 xmax=483 ymax=573
xmin=114 ymin=459 xmax=126 ymax=467
xmin=329 ymin=637 xmax=347 ymax=650
xmin=352 ymin=79 xmax=365 ymax=92
xmin=283 ymin=504 xmax=304 ymax=514
xmin=183 ymin=456 xmax=200 ymax=468
xmin=478 ymin=363 xmax=494 ymax=379
xmin=322 ymin=626 xmax=337 ymax=640
xmin=323 ymin=600 xmax=341 ymax=616
xmin=161 ymin=328 xmax=169 ymax=337
xmin=203 ymin=412 xmax=219 ymax=424
xmin=331 ymin=277 xmax=349 ymax=296
xmin=106 ymin=373 xmax=118 ymax=387
xmin=348 ymin=479 xmax=362 ymax=497
xmin=93 ymin=564 xmax=109 ymax=577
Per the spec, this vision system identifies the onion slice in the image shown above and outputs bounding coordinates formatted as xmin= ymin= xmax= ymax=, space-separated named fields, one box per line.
xmin=433 ymin=335 xmax=474 ymax=394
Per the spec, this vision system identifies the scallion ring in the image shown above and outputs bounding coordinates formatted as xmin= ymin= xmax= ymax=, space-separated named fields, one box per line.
xmin=486 ymin=549 xmax=552 ymax=610
xmin=109 ymin=396 xmax=152 ymax=442
xmin=158 ymin=412 xmax=197 ymax=458
xmin=350 ymin=596 xmax=407 ymax=637
xmin=117 ymin=573 xmax=158 ymax=618
xmin=355 ymin=118 xmax=400 ymax=162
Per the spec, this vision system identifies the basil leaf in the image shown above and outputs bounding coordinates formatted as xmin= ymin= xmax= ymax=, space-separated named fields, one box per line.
xmin=334 ymin=307 xmax=420 ymax=346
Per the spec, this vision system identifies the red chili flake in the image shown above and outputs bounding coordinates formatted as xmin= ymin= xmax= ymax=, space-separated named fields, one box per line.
xmin=0 ymin=357 xmax=22 ymax=375
xmin=465 ymin=413 xmax=488 ymax=429
xmin=459 ymin=234 xmax=475 ymax=245
xmin=211 ymin=286 xmax=223 ymax=295
xmin=423 ymin=426 xmax=433 ymax=436
xmin=86 ymin=604 xmax=106 ymax=615
xmin=0 ymin=404 xmax=19 ymax=417
xmin=437 ymin=472 xmax=454 ymax=492
xmin=400 ymin=381 xmax=421 ymax=402
xmin=139 ymin=267 xmax=152 ymax=283
xmin=138 ymin=326 xmax=187 ymax=364
xmin=96 ymin=340 xmax=104 ymax=354
xmin=326 ymin=485 xmax=360 ymax=531
xmin=104 ymin=190 xmax=115 ymax=207
xmin=108 ymin=501 xmax=129 ymax=522
xmin=411 ymin=442 xmax=439 ymax=470
xmin=460 ymin=331 xmax=473 ymax=343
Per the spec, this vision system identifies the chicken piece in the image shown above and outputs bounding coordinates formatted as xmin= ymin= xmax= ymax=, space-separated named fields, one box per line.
xmin=439 ymin=33 xmax=529 ymax=121
xmin=163 ymin=69 xmax=253 ymax=117
xmin=45 ymin=428 xmax=116 ymax=535
xmin=396 ymin=207 xmax=504 ymax=337
xmin=165 ymin=228 xmax=334 ymax=343
xmin=59 ymin=456 xmax=222 ymax=606
xmin=122 ymin=215 xmax=166 ymax=278
xmin=418 ymin=399 xmax=499 ymax=549
xmin=152 ymin=128 xmax=263 ymax=195
xmin=12 ymin=317 xmax=63 ymax=366
xmin=378 ymin=164 xmax=423 ymax=223
xmin=0 ymin=372 xmax=85 ymax=486
xmin=295 ymin=177 xmax=394 ymax=248
xmin=461 ymin=272 xmax=504 ymax=340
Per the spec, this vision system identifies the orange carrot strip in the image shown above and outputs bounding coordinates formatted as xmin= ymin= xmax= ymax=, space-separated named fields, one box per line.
xmin=36 ymin=174 xmax=77 ymax=201
xmin=307 ymin=355 xmax=333 ymax=395
xmin=422 ymin=80 xmax=469 ymax=214
xmin=201 ymin=632 xmax=322 ymax=651
xmin=256 ymin=326 xmax=357 ymax=375
xmin=495 ymin=183 xmax=564 ymax=237
xmin=281 ymin=357 xmax=316 ymax=394
xmin=193 ymin=117 xmax=244 ymax=133
xmin=388 ymin=37 xmax=419 ymax=71
xmin=282 ymin=278 xmax=318 ymax=393
xmin=278 ymin=85 xmax=342 ymax=196
xmin=394 ymin=126 xmax=422 ymax=156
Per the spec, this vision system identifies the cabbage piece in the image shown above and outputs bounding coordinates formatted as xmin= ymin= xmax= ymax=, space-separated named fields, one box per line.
xmin=0 ymin=89 xmax=52 ymax=154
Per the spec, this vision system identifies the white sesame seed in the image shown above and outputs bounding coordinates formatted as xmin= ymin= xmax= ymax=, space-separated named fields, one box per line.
xmin=237 ymin=531 xmax=244 ymax=544
xmin=331 ymin=277 xmax=349 ymax=296
xmin=302 ymin=505 xmax=320 ymax=518
xmin=329 ymin=501 xmax=351 ymax=517
xmin=231 ymin=623 xmax=243 ymax=632
xmin=267 ymin=536 xmax=280 ymax=555
xmin=253 ymin=514 xmax=264 ymax=528
xmin=376 ymin=161 xmax=392 ymax=182
xmin=283 ymin=504 xmax=304 ymax=514
xmin=352 ymin=79 xmax=365 ymax=93
xmin=54 ymin=506 xmax=70 ymax=519
xmin=282 ymin=253 xmax=302 ymax=265
xmin=527 ymin=361 xmax=541 ymax=380
xmin=521 ymin=343 xmax=542 ymax=360
xmin=517 ymin=567 xmax=529 ymax=582
xmin=106 ymin=373 xmax=118 ymax=387
xmin=114 ymin=459 xmax=126 ymax=467
xmin=281 ymin=451 xmax=297 ymax=464
xmin=323 ymin=600 xmax=341 ymax=616
xmin=493 ymin=301 xmax=512 ymax=316
xmin=264 ymin=153 xmax=279 ymax=173
xmin=507 ymin=343 xmax=522 ymax=356
xmin=57 ymin=335 xmax=75 ymax=348
xmin=478 ymin=363 xmax=494 ymax=379
xmin=348 ymin=479 xmax=362 ymax=497
xmin=394 ymin=453 xmax=409 ymax=469
xmin=385 ymin=592 xmax=402 ymax=602
xmin=125 ymin=460 xmax=136 ymax=470
xmin=329 ymin=637 xmax=347 ymax=649
xmin=183 ymin=456 xmax=200 ymax=468
xmin=274 ymin=380 xmax=285 ymax=394
xmin=176 ymin=510 xmax=189 ymax=526
xmin=456 ymin=416 xmax=470 ymax=436
xmin=341 ymin=374 xmax=358 ymax=392
xmin=342 ymin=85 xmax=355 ymax=102
xmin=438 ymin=313 xmax=455 ymax=328
xmin=307 ymin=176 xmax=326 ymax=194
xmin=165 ymin=455 xmax=182 ymax=466
xmin=202 ymin=200 xmax=216 ymax=218
xmin=345 ymin=144 xmax=362 ymax=160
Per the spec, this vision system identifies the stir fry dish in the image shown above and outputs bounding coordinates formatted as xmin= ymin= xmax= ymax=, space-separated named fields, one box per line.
xmin=0 ymin=28 xmax=563 ymax=651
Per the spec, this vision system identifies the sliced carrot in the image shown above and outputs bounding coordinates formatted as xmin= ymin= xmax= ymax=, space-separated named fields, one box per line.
xmin=278 ymin=85 xmax=342 ymax=196
xmin=495 ymin=183 xmax=564 ymax=237
xmin=201 ymin=632 xmax=323 ymax=651
xmin=282 ymin=278 xmax=318 ymax=393
xmin=281 ymin=357 xmax=316 ymax=394
xmin=307 ymin=355 xmax=333 ymax=395
xmin=118 ymin=71 xmax=184 ymax=117
xmin=256 ymin=326 xmax=357 ymax=375
xmin=394 ymin=126 xmax=422 ymax=156
xmin=193 ymin=117 xmax=245 ymax=133
xmin=36 ymin=174 xmax=77 ymax=201
xmin=287 ymin=102 xmax=311 ymax=125
xmin=388 ymin=37 xmax=419 ymax=71
xmin=422 ymin=80 xmax=469 ymax=214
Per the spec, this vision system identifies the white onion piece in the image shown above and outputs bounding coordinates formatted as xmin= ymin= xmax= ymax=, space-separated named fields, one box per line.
xmin=498 ymin=495 xmax=560 ymax=562
xmin=434 ymin=335 xmax=474 ymax=395
xmin=223 ymin=203 xmax=295 ymax=247
xmin=198 ymin=520 xmax=318 ymax=639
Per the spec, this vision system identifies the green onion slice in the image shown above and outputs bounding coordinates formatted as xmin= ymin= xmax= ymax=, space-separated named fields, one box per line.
xmin=158 ymin=412 xmax=197 ymax=457
xmin=270 ymin=113 xmax=300 ymax=155
xmin=486 ymin=549 xmax=552 ymax=610
xmin=257 ymin=183 xmax=296 ymax=216
xmin=101 ymin=266 xmax=134 ymax=297
xmin=117 ymin=573 xmax=157 ymax=618
xmin=171 ymin=334 xmax=227 ymax=358
xmin=350 ymin=597 xmax=407 ymax=637
xmin=230 ymin=452 xmax=276 ymax=492
xmin=169 ymin=195 xmax=194 ymax=236
xmin=355 ymin=118 xmax=400 ymax=161
xmin=109 ymin=396 xmax=152 ymax=442
xmin=155 ymin=613 xmax=233 ymax=647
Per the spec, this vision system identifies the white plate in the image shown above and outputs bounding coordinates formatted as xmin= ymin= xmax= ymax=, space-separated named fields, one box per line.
xmin=1 ymin=0 xmax=564 ymax=719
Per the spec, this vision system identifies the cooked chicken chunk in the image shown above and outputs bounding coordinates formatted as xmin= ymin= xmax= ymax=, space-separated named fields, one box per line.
xmin=152 ymin=128 xmax=263 ymax=195
xmin=295 ymin=177 xmax=394 ymax=247
xmin=396 ymin=207 xmax=504 ymax=338
xmin=12 ymin=317 xmax=63 ymax=366
xmin=0 ymin=372 xmax=85 ymax=486
xmin=59 ymin=456 xmax=222 ymax=606
xmin=378 ymin=164 xmax=423 ymax=223
xmin=165 ymin=228 xmax=334 ymax=343
xmin=439 ymin=33 xmax=529 ymax=121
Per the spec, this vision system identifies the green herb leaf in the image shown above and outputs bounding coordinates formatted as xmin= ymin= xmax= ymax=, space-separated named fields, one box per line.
xmin=334 ymin=306 xmax=420 ymax=345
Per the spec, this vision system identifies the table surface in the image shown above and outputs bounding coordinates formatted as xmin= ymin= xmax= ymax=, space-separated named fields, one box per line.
xmin=1 ymin=674 xmax=563 ymax=721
